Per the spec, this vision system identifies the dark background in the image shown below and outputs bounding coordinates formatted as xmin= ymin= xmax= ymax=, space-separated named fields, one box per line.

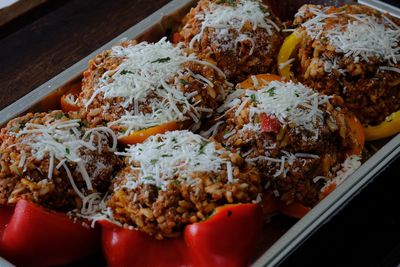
xmin=0 ymin=1 xmax=399 ymax=266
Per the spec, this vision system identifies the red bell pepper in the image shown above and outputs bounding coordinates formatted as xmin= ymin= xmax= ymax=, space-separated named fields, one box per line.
xmin=261 ymin=113 xmax=280 ymax=134
xmin=100 ymin=203 xmax=263 ymax=267
xmin=0 ymin=200 xmax=100 ymax=267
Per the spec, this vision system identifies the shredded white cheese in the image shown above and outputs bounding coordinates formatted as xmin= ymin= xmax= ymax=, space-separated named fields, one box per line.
xmin=233 ymin=81 xmax=331 ymax=138
xmin=189 ymin=0 xmax=279 ymax=53
xmin=16 ymin=116 xmax=117 ymax=198
xmin=116 ymin=130 xmax=233 ymax=191
xmin=84 ymin=37 xmax=226 ymax=136
xmin=299 ymin=6 xmax=400 ymax=69
xmin=321 ymin=155 xmax=361 ymax=192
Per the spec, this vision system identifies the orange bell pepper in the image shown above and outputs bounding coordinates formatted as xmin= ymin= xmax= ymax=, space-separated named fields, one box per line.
xmin=118 ymin=121 xmax=184 ymax=145
xmin=345 ymin=113 xmax=365 ymax=156
xmin=239 ymin=74 xmax=281 ymax=89
xmin=60 ymin=93 xmax=80 ymax=112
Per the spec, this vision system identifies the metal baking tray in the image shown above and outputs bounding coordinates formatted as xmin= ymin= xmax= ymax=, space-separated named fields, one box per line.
xmin=0 ymin=0 xmax=398 ymax=266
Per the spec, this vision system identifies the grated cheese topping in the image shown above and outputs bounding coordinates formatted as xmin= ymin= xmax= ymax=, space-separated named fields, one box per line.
xmin=15 ymin=116 xmax=117 ymax=197
xmin=298 ymin=6 xmax=400 ymax=71
xmin=84 ymin=37 xmax=226 ymax=136
xmin=116 ymin=130 xmax=233 ymax=191
xmin=321 ymin=155 xmax=361 ymax=192
xmin=189 ymin=0 xmax=279 ymax=54
xmin=227 ymin=81 xmax=331 ymax=139
xmin=247 ymin=149 xmax=319 ymax=178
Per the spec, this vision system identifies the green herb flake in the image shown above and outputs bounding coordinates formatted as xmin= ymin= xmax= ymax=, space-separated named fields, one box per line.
xmin=9 ymin=124 xmax=20 ymax=132
xmin=180 ymin=79 xmax=188 ymax=85
xmin=65 ymin=148 xmax=70 ymax=155
xmin=121 ymin=70 xmax=134 ymax=75
xmin=250 ymin=94 xmax=257 ymax=103
xmin=267 ymin=87 xmax=276 ymax=97
xmin=16 ymin=168 xmax=23 ymax=177
xmin=171 ymin=180 xmax=181 ymax=186
xmin=161 ymin=154 xmax=172 ymax=157
xmin=221 ymin=143 xmax=231 ymax=150
xmin=55 ymin=113 xmax=64 ymax=120
xmin=151 ymin=57 xmax=171 ymax=63
xmin=150 ymin=159 xmax=158 ymax=165
xmin=199 ymin=141 xmax=209 ymax=155
xmin=228 ymin=0 xmax=235 ymax=6
xmin=157 ymin=143 xmax=165 ymax=149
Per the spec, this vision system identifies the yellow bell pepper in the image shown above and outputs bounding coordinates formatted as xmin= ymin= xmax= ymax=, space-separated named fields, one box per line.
xmin=277 ymin=31 xmax=303 ymax=80
xmin=364 ymin=110 xmax=400 ymax=141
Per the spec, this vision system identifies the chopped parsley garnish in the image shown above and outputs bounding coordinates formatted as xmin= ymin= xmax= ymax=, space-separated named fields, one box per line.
xmin=157 ymin=143 xmax=165 ymax=149
xmin=221 ymin=143 xmax=231 ymax=150
xmin=199 ymin=141 xmax=210 ymax=155
xmin=65 ymin=148 xmax=70 ymax=155
xmin=171 ymin=180 xmax=181 ymax=185
xmin=250 ymin=94 xmax=257 ymax=103
xmin=121 ymin=70 xmax=134 ymax=75
xmin=9 ymin=124 xmax=20 ymax=132
xmin=267 ymin=87 xmax=276 ymax=97
xmin=151 ymin=57 xmax=171 ymax=63
xmin=161 ymin=154 xmax=172 ymax=157
xmin=55 ymin=113 xmax=64 ymax=120
xmin=216 ymin=0 xmax=235 ymax=6
xmin=180 ymin=79 xmax=188 ymax=85
xmin=150 ymin=159 xmax=158 ymax=165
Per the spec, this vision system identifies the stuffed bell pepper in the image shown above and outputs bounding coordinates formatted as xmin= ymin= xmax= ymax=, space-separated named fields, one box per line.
xmin=278 ymin=4 xmax=400 ymax=140
xmin=178 ymin=0 xmax=283 ymax=83
xmin=63 ymin=37 xmax=231 ymax=145
xmin=97 ymin=130 xmax=263 ymax=267
xmin=0 ymin=110 xmax=121 ymax=266
xmin=213 ymin=75 xmax=364 ymax=218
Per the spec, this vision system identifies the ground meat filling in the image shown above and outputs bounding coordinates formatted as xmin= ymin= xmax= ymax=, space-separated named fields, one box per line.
xmin=76 ymin=37 xmax=231 ymax=136
xmin=0 ymin=110 xmax=121 ymax=212
xmin=107 ymin=130 xmax=261 ymax=240
xmin=292 ymin=4 xmax=400 ymax=125
xmin=179 ymin=0 xmax=283 ymax=83
xmin=214 ymin=81 xmax=359 ymax=207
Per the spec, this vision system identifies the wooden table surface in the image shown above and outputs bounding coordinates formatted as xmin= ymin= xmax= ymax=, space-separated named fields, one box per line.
xmin=0 ymin=1 xmax=400 ymax=266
